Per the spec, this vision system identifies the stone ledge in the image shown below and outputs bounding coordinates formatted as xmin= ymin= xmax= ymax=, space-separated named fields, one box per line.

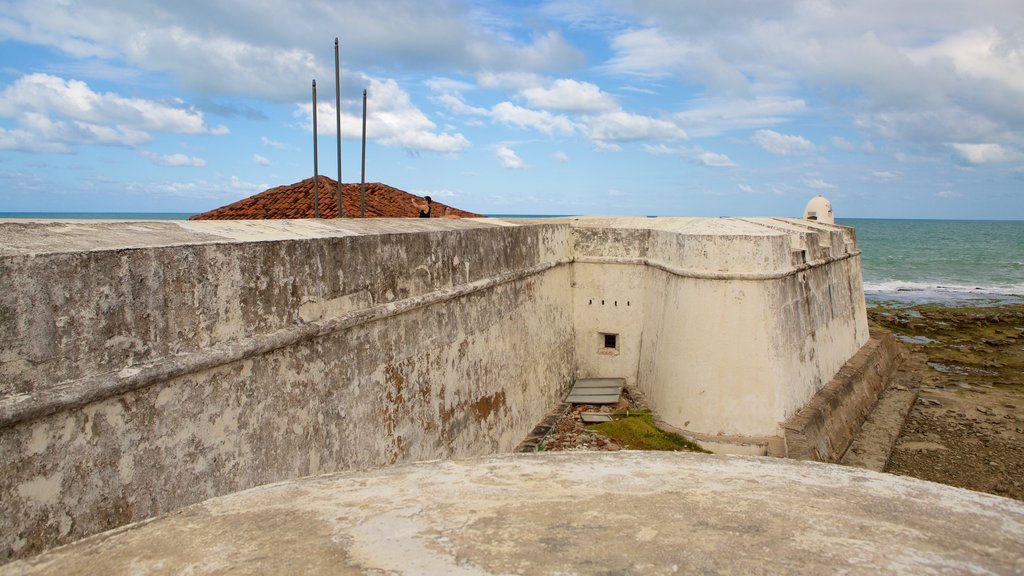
xmin=780 ymin=326 xmax=906 ymax=461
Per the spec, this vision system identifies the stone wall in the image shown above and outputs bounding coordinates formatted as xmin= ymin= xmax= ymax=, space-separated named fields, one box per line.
xmin=0 ymin=219 xmax=576 ymax=562
xmin=0 ymin=215 xmax=872 ymax=563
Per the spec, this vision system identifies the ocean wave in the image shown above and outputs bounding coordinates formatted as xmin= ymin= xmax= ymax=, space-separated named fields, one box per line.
xmin=863 ymin=280 xmax=1024 ymax=296
xmin=863 ymin=280 xmax=1024 ymax=306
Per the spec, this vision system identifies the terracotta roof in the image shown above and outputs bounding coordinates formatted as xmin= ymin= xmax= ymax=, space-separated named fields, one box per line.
xmin=189 ymin=177 xmax=481 ymax=220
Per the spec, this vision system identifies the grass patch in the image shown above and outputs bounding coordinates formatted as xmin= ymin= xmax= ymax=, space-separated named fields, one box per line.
xmin=587 ymin=411 xmax=710 ymax=453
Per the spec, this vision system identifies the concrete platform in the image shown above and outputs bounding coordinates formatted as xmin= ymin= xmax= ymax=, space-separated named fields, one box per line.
xmin=4 ymin=452 xmax=1022 ymax=575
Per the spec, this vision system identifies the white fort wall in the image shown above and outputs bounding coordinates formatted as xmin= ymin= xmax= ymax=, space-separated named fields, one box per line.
xmin=0 ymin=216 xmax=869 ymax=562
xmin=571 ymin=218 xmax=869 ymax=446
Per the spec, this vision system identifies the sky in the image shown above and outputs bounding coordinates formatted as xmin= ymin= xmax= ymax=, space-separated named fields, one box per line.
xmin=1 ymin=0 xmax=1022 ymax=219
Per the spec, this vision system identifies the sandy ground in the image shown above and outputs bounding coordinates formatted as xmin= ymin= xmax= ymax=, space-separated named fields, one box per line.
xmin=870 ymin=303 xmax=1024 ymax=501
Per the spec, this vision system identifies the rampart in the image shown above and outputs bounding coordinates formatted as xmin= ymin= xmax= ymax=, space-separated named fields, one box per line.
xmin=1 ymin=216 xmax=870 ymax=562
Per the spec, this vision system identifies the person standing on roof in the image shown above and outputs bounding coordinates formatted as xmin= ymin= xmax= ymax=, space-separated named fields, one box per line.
xmin=412 ymin=195 xmax=432 ymax=218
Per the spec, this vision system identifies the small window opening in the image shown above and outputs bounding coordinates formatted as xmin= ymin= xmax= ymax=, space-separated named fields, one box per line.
xmin=601 ymin=300 xmax=605 ymax=305
xmin=603 ymin=333 xmax=618 ymax=349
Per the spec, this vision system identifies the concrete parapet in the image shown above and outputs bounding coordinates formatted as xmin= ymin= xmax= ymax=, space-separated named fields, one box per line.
xmin=3 ymin=452 xmax=1021 ymax=575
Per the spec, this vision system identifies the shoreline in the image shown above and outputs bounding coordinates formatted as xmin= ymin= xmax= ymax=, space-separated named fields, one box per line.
xmin=867 ymin=302 xmax=1024 ymax=500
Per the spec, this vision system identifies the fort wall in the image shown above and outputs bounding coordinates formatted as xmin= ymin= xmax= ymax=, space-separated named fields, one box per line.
xmin=1 ymin=216 xmax=870 ymax=562
xmin=0 ymin=219 xmax=576 ymax=561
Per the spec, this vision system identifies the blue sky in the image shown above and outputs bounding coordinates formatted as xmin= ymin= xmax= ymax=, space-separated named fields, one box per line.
xmin=1 ymin=0 xmax=1022 ymax=219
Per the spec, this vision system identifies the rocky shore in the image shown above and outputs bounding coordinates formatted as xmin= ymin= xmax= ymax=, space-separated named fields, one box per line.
xmin=870 ymin=302 xmax=1024 ymax=501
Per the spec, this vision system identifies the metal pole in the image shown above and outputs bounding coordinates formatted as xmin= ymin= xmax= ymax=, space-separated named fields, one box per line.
xmin=360 ymin=88 xmax=367 ymax=218
xmin=334 ymin=37 xmax=342 ymax=218
xmin=312 ymin=79 xmax=320 ymax=218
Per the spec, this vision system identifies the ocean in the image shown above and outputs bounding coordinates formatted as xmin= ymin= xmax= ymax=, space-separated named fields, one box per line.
xmin=841 ymin=218 xmax=1024 ymax=307
xmin=3 ymin=213 xmax=1021 ymax=307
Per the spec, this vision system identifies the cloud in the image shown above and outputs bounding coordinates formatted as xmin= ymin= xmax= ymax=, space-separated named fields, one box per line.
xmin=604 ymin=27 xmax=749 ymax=93
xmin=496 ymin=145 xmax=525 ymax=169
xmin=738 ymin=183 xmax=753 ymax=193
xmin=520 ymin=79 xmax=618 ymax=113
xmin=491 ymin=102 xmax=577 ymax=135
xmin=602 ymin=3 xmax=1024 ymax=153
xmin=254 ymin=153 xmax=270 ymax=166
xmin=297 ymin=76 xmax=470 ymax=153
xmin=260 ymin=136 xmax=288 ymax=149
xmin=935 ymin=190 xmax=963 ymax=198
xmin=140 ymin=150 xmax=207 ymax=167
xmin=644 ymin=143 xmax=735 ymax=167
xmin=553 ymin=151 xmax=569 ymax=163
xmin=673 ymin=96 xmax=806 ymax=137
xmin=0 ymin=73 xmax=227 ymax=152
xmin=584 ymin=111 xmax=686 ymax=145
xmin=752 ymin=130 xmax=816 ymax=156
xmin=950 ymin=143 xmax=1022 ymax=164
xmin=804 ymin=178 xmax=837 ymax=190
xmin=1 ymin=1 xmax=584 ymax=101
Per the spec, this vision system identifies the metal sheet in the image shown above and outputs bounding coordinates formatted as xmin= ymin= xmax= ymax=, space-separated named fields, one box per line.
xmin=567 ymin=377 xmax=623 ymax=404
xmin=573 ymin=378 xmax=625 ymax=389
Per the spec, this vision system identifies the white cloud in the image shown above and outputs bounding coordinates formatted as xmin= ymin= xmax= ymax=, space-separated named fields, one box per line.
xmin=603 ymin=2 xmax=1024 ymax=153
xmin=935 ymin=190 xmax=963 ymax=198
xmin=0 ymin=73 xmax=227 ymax=152
xmin=553 ymin=151 xmax=569 ymax=163
xmin=491 ymin=102 xmax=577 ymax=136
xmin=738 ymin=183 xmax=753 ymax=193
xmin=496 ymin=145 xmax=525 ymax=169
xmin=752 ymin=130 xmax=816 ymax=156
xmin=604 ymin=27 xmax=749 ymax=93
xmin=804 ymin=178 xmax=837 ymax=190
xmin=674 ymin=96 xmax=806 ymax=137
xmin=123 ymin=175 xmax=268 ymax=200
xmin=0 ymin=111 xmax=150 ymax=152
xmin=584 ymin=111 xmax=685 ymax=144
xmin=260 ymin=136 xmax=287 ymax=149
xmin=254 ymin=154 xmax=270 ymax=166
xmin=950 ymin=143 xmax=1022 ymax=164
xmin=141 ymin=150 xmax=207 ymax=167
xmin=435 ymin=93 xmax=490 ymax=116
xmin=298 ymin=76 xmax=470 ymax=154
xmin=644 ymin=143 xmax=735 ymax=167
xmin=0 ymin=74 xmax=226 ymax=134
xmin=520 ymin=79 xmax=618 ymax=113
xmin=1 ymin=1 xmax=584 ymax=101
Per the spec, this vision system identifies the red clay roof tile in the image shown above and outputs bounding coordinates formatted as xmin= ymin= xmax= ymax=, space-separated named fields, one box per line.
xmin=189 ymin=177 xmax=481 ymax=220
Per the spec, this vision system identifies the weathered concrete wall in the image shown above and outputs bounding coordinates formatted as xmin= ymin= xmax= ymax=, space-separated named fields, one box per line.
xmin=571 ymin=224 xmax=651 ymax=386
xmin=0 ymin=219 xmax=576 ymax=562
xmin=571 ymin=217 xmax=869 ymax=443
xmin=0 ymin=215 xmax=871 ymax=563
xmin=782 ymin=327 xmax=905 ymax=462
